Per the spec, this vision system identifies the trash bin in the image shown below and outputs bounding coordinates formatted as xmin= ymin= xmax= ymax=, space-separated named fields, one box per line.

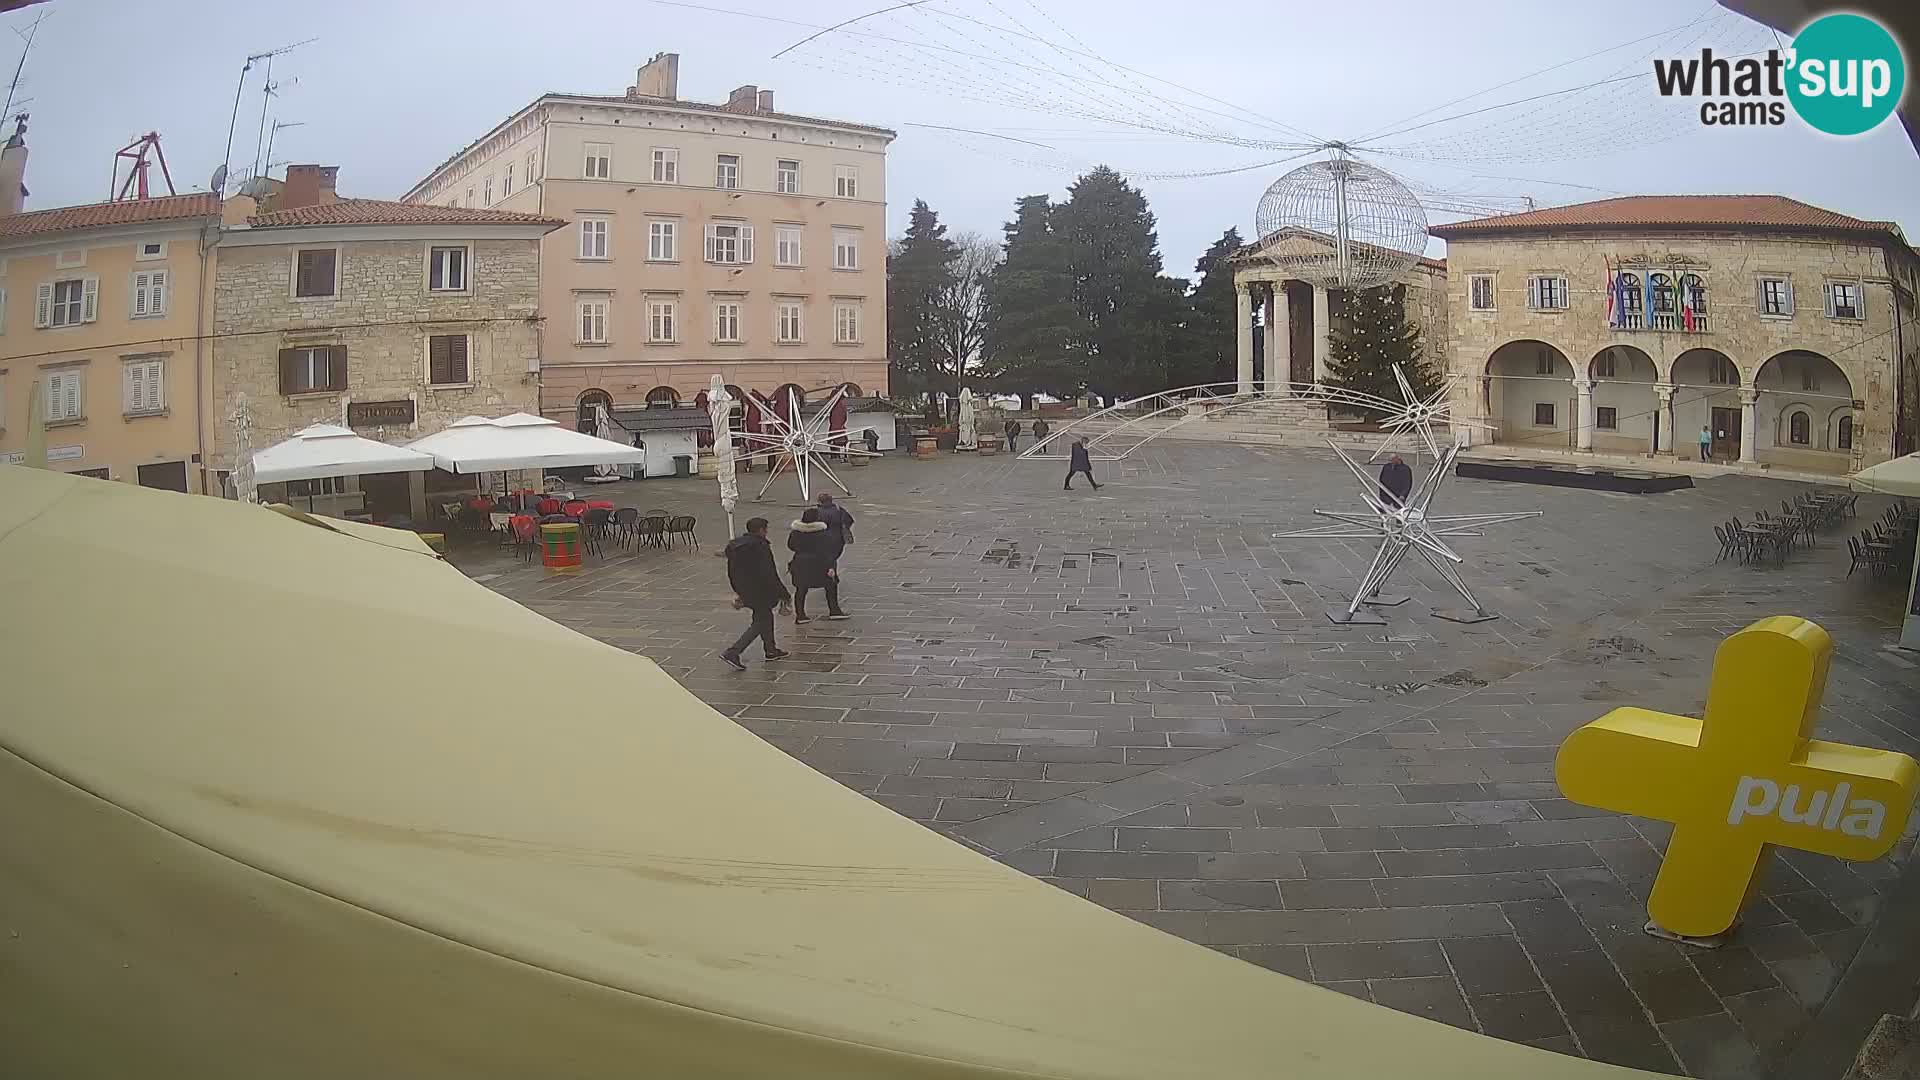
xmin=540 ymin=522 xmax=581 ymax=575
xmin=673 ymin=454 xmax=694 ymax=478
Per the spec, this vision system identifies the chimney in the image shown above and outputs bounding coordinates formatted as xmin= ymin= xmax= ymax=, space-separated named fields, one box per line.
xmin=756 ymin=89 xmax=774 ymax=113
xmin=0 ymin=113 xmax=29 ymax=217
xmin=724 ymin=85 xmax=759 ymax=114
xmin=279 ymin=164 xmax=338 ymax=210
xmin=630 ymin=52 xmax=679 ymax=100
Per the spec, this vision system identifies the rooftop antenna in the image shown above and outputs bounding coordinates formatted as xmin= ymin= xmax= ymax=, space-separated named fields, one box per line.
xmin=2 ymin=10 xmax=48 ymax=125
xmin=261 ymin=118 xmax=303 ymax=182
xmin=220 ymin=38 xmax=313 ymax=196
xmin=110 ymin=133 xmax=176 ymax=201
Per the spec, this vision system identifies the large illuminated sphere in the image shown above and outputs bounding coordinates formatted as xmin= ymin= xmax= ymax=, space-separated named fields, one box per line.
xmin=1254 ymin=158 xmax=1428 ymax=290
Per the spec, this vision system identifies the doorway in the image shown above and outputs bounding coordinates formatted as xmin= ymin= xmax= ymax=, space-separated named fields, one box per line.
xmin=137 ymin=461 xmax=189 ymax=492
xmin=1709 ymin=407 xmax=1741 ymax=462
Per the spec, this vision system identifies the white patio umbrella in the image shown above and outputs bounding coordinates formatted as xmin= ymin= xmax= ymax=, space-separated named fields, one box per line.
xmin=707 ymin=375 xmax=738 ymax=538
xmin=407 ymin=413 xmax=646 ymax=474
xmin=252 ymin=423 xmax=435 ymax=485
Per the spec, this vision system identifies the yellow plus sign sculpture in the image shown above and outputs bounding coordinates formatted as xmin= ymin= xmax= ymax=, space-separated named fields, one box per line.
xmin=1556 ymin=616 xmax=1919 ymax=940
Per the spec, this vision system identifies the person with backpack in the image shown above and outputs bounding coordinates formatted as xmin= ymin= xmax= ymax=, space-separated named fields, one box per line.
xmin=719 ymin=517 xmax=791 ymax=670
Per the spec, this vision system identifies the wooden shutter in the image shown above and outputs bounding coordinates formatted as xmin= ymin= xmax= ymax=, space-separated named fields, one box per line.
xmin=1526 ymin=277 xmax=1541 ymax=309
xmin=739 ymin=226 xmax=754 ymax=264
xmin=278 ymin=348 xmax=299 ymax=394
xmin=703 ymin=223 xmax=718 ymax=262
xmin=326 ymin=345 xmax=348 ymax=391
xmin=126 ymin=363 xmax=144 ymax=413
xmin=1781 ymin=280 xmax=1794 ymax=316
xmin=133 ymin=273 xmax=150 ymax=316
xmin=34 ymin=283 xmax=51 ymax=327
xmin=81 ymin=277 xmax=98 ymax=322
xmin=145 ymin=360 xmax=164 ymax=410
xmin=429 ymin=335 xmax=468 ymax=384
xmin=1823 ymin=282 xmax=1835 ymax=317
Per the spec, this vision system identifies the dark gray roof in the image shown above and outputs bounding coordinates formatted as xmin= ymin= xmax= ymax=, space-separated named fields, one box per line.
xmin=612 ymin=407 xmax=711 ymax=432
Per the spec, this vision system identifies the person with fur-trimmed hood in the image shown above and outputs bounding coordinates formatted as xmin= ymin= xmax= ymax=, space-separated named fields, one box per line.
xmin=787 ymin=507 xmax=849 ymax=623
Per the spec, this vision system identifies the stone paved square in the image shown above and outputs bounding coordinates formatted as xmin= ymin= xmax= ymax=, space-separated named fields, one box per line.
xmin=458 ymin=442 xmax=1920 ymax=1077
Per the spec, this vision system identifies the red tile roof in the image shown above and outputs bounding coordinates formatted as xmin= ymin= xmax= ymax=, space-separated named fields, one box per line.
xmin=0 ymin=192 xmax=219 ymax=240
xmin=248 ymin=198 xmax=564 ymax=229
xmin=1430 ymin=195 xmax=1902 ymax=240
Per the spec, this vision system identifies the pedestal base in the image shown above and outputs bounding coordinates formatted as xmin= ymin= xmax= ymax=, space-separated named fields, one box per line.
xmin=1431 ymin=607 xmax=1499 ymax=624
xmin=1644 ymin=920 xmax=1731 ymax=949
xmin=1362 ymin=594 xmax=1411 ymax=607
xmin=1325 ymin=606 xmax=1389 ymax=626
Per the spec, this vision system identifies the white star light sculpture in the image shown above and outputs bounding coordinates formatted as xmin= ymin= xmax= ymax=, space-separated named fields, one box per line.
xmin=1275 ymin=366 xmax=1540 ymax=626
xmin=734 ymin=384 xmax=882 ymax=503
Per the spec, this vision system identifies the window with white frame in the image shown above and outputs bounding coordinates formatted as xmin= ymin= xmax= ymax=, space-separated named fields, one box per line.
xmin=715 ymin=154 xmax=740 ymax=190
xmin=37 ymin=277 xmax=96 ymax=328
xmin=466 ymin=187 xmax=475 ymax=205
xmin=775 ymin=225 xmax=802 ymax=267
xmin=427 ymin=333 xmax=470 ymax=386
xmin=503 ymin=164 xmax=514 ymax=196
xmin=647 ymin=298 xmax=677 ymax=342
xmin=45 ymin=368 xmax=83 ymax=421
xmin=704 ymin=222 xmax=753 ymax=264
xmin=278 ymin=346 xmax=346 ymax=395
xmin=124 ymin=357 xmax=166 ymax=415
xmin=1526 ymin=275 xmax=1568 ymax=310
xmin=833 ymin=229 xmax=859 ymax=270
xmin=293 ymin=249 xmax=337 ymax=298
xmin=834 ymin=301 xmax=861 ymax=343
xmin=776 ymin=159 xmax=800 ymax=194
xmin=776 ymin=301 xmax=803 ymax=343
xmin=526 ymin=149 xmax=538 ymax=179
xmin=583 ymin=143 xmax=612 ymax=179
xmin=428 ymin=245 xmax=468 ymax=292
xmin=1468 ymin=274 xmax=1495 ymax=311
xmin=647 ymin=220 xmax=677 ymax=261
xmin=136 ymin=241 xmax=166 ymax=261
xmin=712 ymin=301 xmax=742 ymax=343
xmin=652 ymin=147 xmax=678 ymax=183
xmin=577 ymin=297 xmax=609 ymax=343
xmin=1758 ymin=276 xmax=1793 ymax=317
xmin=130 ymin=269 xmax=168 ymax=318
xmin=1825 ymin=279 xmax=1861 ymax=320
xmin=484 ymin=176 xmax=494 ymax=205
xmin=834 ymin=165 xmax=859 ymax=198
xmin=579 ymin=218 xmax=609 ymax=259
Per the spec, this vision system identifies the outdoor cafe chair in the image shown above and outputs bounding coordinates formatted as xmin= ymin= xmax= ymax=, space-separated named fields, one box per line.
xmin=666 ymin=514 xmax=697 ymax=548
xmin=536 ymin=497 xmax=563 ymax=517
xmin=612 ymin=507 xmax=640 ymax=549
xmin=582 ymin=508 xmax=614 ymax=556
xmin=637 ymin=515 xmax=668 ymax=549
xmin=510 ymin=515 xmax=539 ymax=562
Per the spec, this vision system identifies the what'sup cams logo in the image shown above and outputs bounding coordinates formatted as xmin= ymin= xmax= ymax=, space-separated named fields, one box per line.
xmin=1654 ymin=12 xmax=1906 ymax=135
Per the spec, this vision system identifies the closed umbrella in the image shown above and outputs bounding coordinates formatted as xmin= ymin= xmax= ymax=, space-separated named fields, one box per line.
xmin=708 ymin=375 xmax=738 ymax=538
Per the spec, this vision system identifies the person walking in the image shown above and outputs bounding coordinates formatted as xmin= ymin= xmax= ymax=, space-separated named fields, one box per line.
xmin=1064 ymin=437 xmax=1101 ymax=490
xmin=861 ymin=427 xmax=880 ymax=455
xmin=1005 ymin=418 xmax=1022 ymax=453
xmin=1698 ymin=424 xmax=1713 ymax=463
xmin=787 ymin=509 xmax=847 ymax=623
xmin=1377 ymin=454 xmax=1413 ymax=507
xmin=719 ymin=517 xmax=791 ymax=671
xmin=1032 ymin=418 xmax=1050 ymax=447
xmin=816 ymin=493 xmax=854 ymax=558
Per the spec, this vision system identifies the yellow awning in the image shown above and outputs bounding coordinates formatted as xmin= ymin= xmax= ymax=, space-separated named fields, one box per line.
xmin=0 ymin=466 xmax=1660 ymax=1079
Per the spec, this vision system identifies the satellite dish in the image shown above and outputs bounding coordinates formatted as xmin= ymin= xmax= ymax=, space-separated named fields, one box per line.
xmin=209 ymin=164 xmax=228 ymax=193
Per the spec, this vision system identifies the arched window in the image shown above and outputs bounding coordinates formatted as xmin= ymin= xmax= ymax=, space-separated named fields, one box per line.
xmin=645 ymin=386 xmax=680 ymax=409
xmin=1681 ymin=273 xmax=1708 ymax=314
xmin=1648 ymin=273 xmax=1675 ymax=315
xmin=1837 ymin=414 xmax=1854 ymax=450
xmin=1788 ymin=410 xmax=1811 ymax=446
xmin=577 ymin=389 xmax=613 ymax=434
xmin=1619 ymin=272 xmax=1642 ymax=318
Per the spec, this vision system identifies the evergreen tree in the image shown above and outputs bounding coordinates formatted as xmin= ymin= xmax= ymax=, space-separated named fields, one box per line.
xmin=982 ymin=195 xmax=1078 ymax=402
xmin=1179 ymin=227 xmax=1245 ymax=387
xmin=1324 ymin=284 xmax=1438 ymax=406
xmin=886 ymin=200 xmax=959 ymax=400
xmin=1056 ymin=166 xmax=1181 ymax=401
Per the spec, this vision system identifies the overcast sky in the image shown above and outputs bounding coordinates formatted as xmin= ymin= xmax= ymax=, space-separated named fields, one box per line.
xmin=13 ymin=0 xmax=1918 ymax=279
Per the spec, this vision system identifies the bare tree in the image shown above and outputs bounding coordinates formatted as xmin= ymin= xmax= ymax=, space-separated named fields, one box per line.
xmin=934 ymin=230 xmax=1001 ymax=405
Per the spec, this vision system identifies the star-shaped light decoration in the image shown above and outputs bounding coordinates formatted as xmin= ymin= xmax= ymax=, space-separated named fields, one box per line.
xmin=1275 ymin=366 xmax=1540 ymax=625
xmin=734 ymin=384 xmax=882 ymax=503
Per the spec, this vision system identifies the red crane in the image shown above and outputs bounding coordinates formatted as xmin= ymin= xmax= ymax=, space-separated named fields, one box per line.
xmin=110 ymin=133 xmax=176 ymax=201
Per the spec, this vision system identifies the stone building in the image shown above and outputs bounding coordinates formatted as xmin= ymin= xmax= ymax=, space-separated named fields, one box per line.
xmin=1431 ymin=196 xmax=1918 ymax=474
xmin=1229 ymin=227 xmax=1449 ymax=393
xmin=210 ymin=167 xmax=563 ymax=499
xmin=401 ymin=52 xmax=894 ymax=430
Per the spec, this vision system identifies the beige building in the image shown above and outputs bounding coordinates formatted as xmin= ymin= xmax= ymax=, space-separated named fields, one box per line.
xmin=210 ymin=166 xmax=563 ymax=508
xmin=1230 ymin=227 xmax=1449 ymax=393
xmin=0 ymin=119 xmax=222 ymax=491
xmin=402 ymin=52 xmax=894 ymax=428
xmin=1431 ymin=196 xmax=1919 ymax=474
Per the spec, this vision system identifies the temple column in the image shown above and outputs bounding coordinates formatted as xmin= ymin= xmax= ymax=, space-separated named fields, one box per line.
xmin=1235 ymin=282 xmax=1255 ymax=395
xmin=1312 ymin=284 xmax=1331 ymax=384
xmin=1739 ymin=388 xmax=1758 ymax=463
xmin=1574 ymin=378 xmax=1594 ymax=451
xmin=1653 ymin=383 xmax=1675 ymax=456
xmin=1270 ymin=282 xmax=1292 ymax=395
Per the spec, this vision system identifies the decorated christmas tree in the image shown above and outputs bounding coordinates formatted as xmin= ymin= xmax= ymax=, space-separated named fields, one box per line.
xmin=1325 ymin=285 xmax=1439 ymax=406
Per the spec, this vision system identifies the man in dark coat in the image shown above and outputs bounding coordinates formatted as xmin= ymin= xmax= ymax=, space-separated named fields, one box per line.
xmin=1065 ymin=437 xmax=1101 ymax=490
xmin=720 ymin=517 xmax=791 ymax=670
xmin=1378 ymin=454 xmax=1414 ymax=507
xmin=1005 ymin=419 xmax=1022 ymax=453
xmin=787 ymin=508 xmax=848 ymax=623
xmin=815 ymin=492 xmax=854 ymax=563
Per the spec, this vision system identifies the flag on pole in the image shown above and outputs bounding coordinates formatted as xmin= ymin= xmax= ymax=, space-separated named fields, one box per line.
xmin=1604 ymin=257 xmax=1616 ymax=328
xmin=1680 ymin=275 xmax=1697 ymax=333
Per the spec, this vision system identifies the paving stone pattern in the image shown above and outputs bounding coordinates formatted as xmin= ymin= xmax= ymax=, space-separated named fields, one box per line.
xmin=465 ymin=443 xmax=1920 ymax=1077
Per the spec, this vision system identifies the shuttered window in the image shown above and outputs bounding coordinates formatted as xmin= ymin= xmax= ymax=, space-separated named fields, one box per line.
xmin=428 ymin=334 xmax=470 ymax=386
xmin=45 ymin=369 xmax=83 ymax=420
xmin=132 ymin=269 xmax=168 ymax=317
xmin=294 ymin=249 xmax=337 ymax=298
xmin=1758 ymin=277 xmax=1793 ymax=316
xmin=37 ymin=278 xmax=95 ymax=327
xmin=278 ymin=345 xmax=348 ymax=394
xmin=124 ymin=358 xmax=166 ymax=414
